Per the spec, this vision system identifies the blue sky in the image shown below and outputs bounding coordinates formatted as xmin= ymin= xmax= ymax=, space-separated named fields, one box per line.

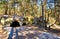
xmin=37 ymin=0 xmax=54 ymax=9
xmin=47 ymin=0 xmax=54 ymax=3
xmin=47 ymin=0 xmax=54 ymax=9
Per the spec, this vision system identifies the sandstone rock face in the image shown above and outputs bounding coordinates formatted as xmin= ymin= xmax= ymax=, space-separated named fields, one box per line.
xmin=0 ymin=24 xmax=8 ymax=39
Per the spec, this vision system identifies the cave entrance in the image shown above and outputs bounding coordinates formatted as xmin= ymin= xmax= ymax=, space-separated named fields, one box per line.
xmin=10 ymin=20 xmax=20 ymax=27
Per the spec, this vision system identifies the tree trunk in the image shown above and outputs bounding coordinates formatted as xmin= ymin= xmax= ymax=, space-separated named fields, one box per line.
xmin=43 ymin=0 xmax=47 ymax=29
xmin=5 ymin=4 xmax=8 ymax=15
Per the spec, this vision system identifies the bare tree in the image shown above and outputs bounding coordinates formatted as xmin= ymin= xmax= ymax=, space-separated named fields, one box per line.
xmin=43 ymin=0 xmax=47 ymax=29
xmin=4 ymin=0 xmax=8 ymax=15
xmin=54 ymin=0 xmax=60 ymax=24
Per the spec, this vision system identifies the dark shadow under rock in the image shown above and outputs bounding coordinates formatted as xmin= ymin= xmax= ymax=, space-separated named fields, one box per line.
xmin=10 ymin=20 xmax=20 ymax=27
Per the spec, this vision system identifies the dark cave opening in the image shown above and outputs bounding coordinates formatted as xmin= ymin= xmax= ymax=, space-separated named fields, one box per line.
xmin=10 ymin=20 xmax=20 ymax=27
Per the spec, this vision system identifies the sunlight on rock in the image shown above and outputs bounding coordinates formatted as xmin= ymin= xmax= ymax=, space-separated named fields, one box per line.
xmin=1 ymin=18 xmax=5 ymax=25
xmin=29 ymin=30 xmax=34 ymax=33
xmin=5 ymin=18 xmax=13 ymax=22
xmin=34 ymin=37 xmax=39 ymax=39
xmin=18 ymin=32 xmax=22 ymax=36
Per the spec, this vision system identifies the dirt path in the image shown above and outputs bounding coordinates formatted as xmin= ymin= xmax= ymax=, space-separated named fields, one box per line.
xmin=0 ymin=25 xmax=60 ymax=39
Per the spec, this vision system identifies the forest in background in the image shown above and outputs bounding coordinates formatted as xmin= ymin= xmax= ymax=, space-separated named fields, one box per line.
xmin=0 ymin=0 xmax=60 ymax=28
